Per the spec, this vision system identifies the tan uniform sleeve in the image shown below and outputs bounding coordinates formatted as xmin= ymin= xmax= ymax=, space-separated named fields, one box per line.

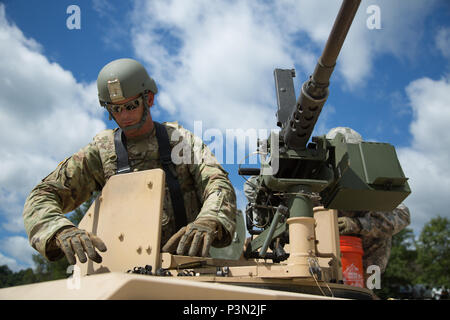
xmin=23 ymin=142 xmax=105 ymax=261
xmin=171 ymin=125 xmax=237 ymax=247
xmin=356 ymin=203 xmax=411 ymax=238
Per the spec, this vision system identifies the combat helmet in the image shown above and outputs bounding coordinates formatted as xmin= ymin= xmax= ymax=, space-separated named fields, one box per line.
xmin=97 ymin=58 xmax=158 ymax=131
xmin=326 ymin=127 xmax=363 ymax=143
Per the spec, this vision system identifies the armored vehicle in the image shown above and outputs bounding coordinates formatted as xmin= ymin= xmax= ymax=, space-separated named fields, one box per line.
xmin=0 ymin=0 xmax=410 ymax=300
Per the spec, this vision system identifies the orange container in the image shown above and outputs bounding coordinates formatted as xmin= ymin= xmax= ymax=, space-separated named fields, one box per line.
xmin=340 ymin=235 xmax=364 ymax=288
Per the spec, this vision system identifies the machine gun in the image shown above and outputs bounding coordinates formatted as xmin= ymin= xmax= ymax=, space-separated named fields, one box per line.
xmin=239 ymin=0 xmax=411 ymax=261
xmin=1 ymin=0 xmax=412 ymax=301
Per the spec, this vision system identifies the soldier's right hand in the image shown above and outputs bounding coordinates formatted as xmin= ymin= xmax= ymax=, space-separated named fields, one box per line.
xmin=55 ymin=226 xmax=107 ymax=265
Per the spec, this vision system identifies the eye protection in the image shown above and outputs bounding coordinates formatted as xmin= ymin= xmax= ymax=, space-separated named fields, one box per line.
xmin=107 ymin=96 xmax=143 ymax=113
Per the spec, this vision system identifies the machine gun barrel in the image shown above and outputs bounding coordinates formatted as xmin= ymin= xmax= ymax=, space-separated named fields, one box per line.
xmin=281 ymin=0 xmax=361 ymax=150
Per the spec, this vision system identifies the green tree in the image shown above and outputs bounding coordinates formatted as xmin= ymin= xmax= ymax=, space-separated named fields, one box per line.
xmin=374 ymin=228 xmax=418 ymax=299
xmin=0 ymin=265 xmax=14 ymax=288
xmin=416 ymin=216 xmax=450 ymax=288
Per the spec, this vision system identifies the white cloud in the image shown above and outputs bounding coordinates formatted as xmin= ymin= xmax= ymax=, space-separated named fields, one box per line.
xmin=0 ymin=3 xmax=106 ymax=243
xmin=129 ymin=0 xmax=437 ymax=133
xmin=435 ymin=27 xmax=450 ymax=59
xmin=131 ymin=0 xmax=289 ymax=133
xmin=0 ymin=236 xmax=36 ymax=269
xmin=0 ymin=252 xmax=26 ymax=272
xmin=398 ymin=76 xmax=450 ymax=236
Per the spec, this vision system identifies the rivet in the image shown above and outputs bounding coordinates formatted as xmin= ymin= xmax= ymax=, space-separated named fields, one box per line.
xmin=118 ymin=233 xmax=124 ymax=241
xmin=137 ymin=246 xmax=142 ymax=254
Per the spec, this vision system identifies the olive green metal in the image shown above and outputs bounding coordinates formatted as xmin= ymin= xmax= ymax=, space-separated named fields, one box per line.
xmin=97 ymin=58 xmax=158 ymax=104
xmin=286 ymin=185 xmax=314 ymax=218
xmin=249 ymin=185 xmax=314 ymax=257
xmin=282 ymin=0 xmax=362 ymax=150
xmin=259 ymin=205 xmax=287 ymax=258
xmin=261 ymin=132 xmax=332 ymax=193
xmin=249 ymin=220 xmax=288 ymax=253
xmin=209 ymin=210 xmax=246 ymax=260
xmin=320 ymin=133 xmax=411 ymax=211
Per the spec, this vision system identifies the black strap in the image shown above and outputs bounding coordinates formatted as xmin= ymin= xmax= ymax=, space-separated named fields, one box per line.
xmin=154 ymin=122 xmax=187 ymax=230
xmin=113 ymin=123 xmax=187 ymax=230
xmin=114 ymin=128 xmax=131 ymax=174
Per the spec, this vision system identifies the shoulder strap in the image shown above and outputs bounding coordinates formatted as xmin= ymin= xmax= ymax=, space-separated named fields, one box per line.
xmin=114 ymin=124 xmax=188 ymax=230
xmin=114 ymin=128 xmax=131 ymax=174
xmin=154 ymin=121 xmax=188 ymax=230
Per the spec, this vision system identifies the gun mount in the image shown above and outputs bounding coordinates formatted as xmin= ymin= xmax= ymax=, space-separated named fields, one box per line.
xmin=240 ymin=0 xmax=410 ymax=264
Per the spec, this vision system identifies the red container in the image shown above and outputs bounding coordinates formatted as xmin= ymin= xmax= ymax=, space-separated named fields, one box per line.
xmin=340 ymin=235 xmax=364 ymax=288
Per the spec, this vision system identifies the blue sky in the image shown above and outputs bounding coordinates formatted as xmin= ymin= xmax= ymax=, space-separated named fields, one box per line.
xmin=0 ymin=0 xmax=449 ymax=271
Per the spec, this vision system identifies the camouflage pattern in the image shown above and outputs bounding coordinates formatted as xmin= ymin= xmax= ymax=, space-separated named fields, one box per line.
xmin=338 ymin=204 xmax=410 ymax=273
xmin=23 ymin=121 xmax=237 ymax=261
xmin=243 ymin=176 xmax=410 ymax=273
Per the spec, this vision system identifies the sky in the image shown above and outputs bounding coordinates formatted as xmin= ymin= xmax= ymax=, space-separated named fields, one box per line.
xmin=0 ymin=0 xmax=449 ymax=271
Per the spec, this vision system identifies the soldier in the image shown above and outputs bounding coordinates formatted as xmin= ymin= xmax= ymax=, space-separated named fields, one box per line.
xmin=23 ymin=58 xmax=237 ymax=265
xmin=244 ymin=127 xmax=410 ymax=276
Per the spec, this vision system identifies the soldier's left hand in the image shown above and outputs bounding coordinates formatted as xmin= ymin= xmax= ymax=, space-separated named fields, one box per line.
xmin=338 ymin=217 xmax=361 ymax=235
xmin=162 ymin=218 xmax=222 ymax=257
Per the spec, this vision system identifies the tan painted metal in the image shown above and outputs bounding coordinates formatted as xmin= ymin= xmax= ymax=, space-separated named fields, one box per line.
xmin=77 ymin=169 xmax=165 ymax=275
xmin=314 ymin=206 xmax=343 ymax=282
xmin=0 ymin=272 xmax=344 ymax=300
xmin=0 ymin=169 xmax=375 ymax=300
xmin=285 ymin=216 xmax=316 ymax=276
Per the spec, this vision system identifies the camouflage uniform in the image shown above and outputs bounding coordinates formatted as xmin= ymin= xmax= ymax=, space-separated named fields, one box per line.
xmin=243 ymin=176 xmax=410 ymax=273
xmin=337 ymin=204 xmax=410 ymax=273
xmin=23 ymin=122 xmax=237 ymax=261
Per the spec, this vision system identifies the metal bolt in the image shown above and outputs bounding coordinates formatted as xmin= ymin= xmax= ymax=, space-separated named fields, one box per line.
xmin=137 ymin=246 xmax=142 ymax=254
xmin=118 ymin=233 xmax=124 ymax=241
xmin=147 ymin=181 xmax=153 ymax=189
xmin=146 ymin=246 xmax=151 ymax=254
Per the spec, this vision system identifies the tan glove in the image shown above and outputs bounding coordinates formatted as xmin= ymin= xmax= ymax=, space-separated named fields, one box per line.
xmin=55 ymin=226 xmax=107 ymax=265
xmin=162 ymin=218 xmax=222 ymax=257
xmin=338 ymin=217 xmax=362 ymax=235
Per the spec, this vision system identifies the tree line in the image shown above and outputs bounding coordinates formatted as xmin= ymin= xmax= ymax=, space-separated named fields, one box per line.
xmin=374 ymin=215 xmax=449 ymax=299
